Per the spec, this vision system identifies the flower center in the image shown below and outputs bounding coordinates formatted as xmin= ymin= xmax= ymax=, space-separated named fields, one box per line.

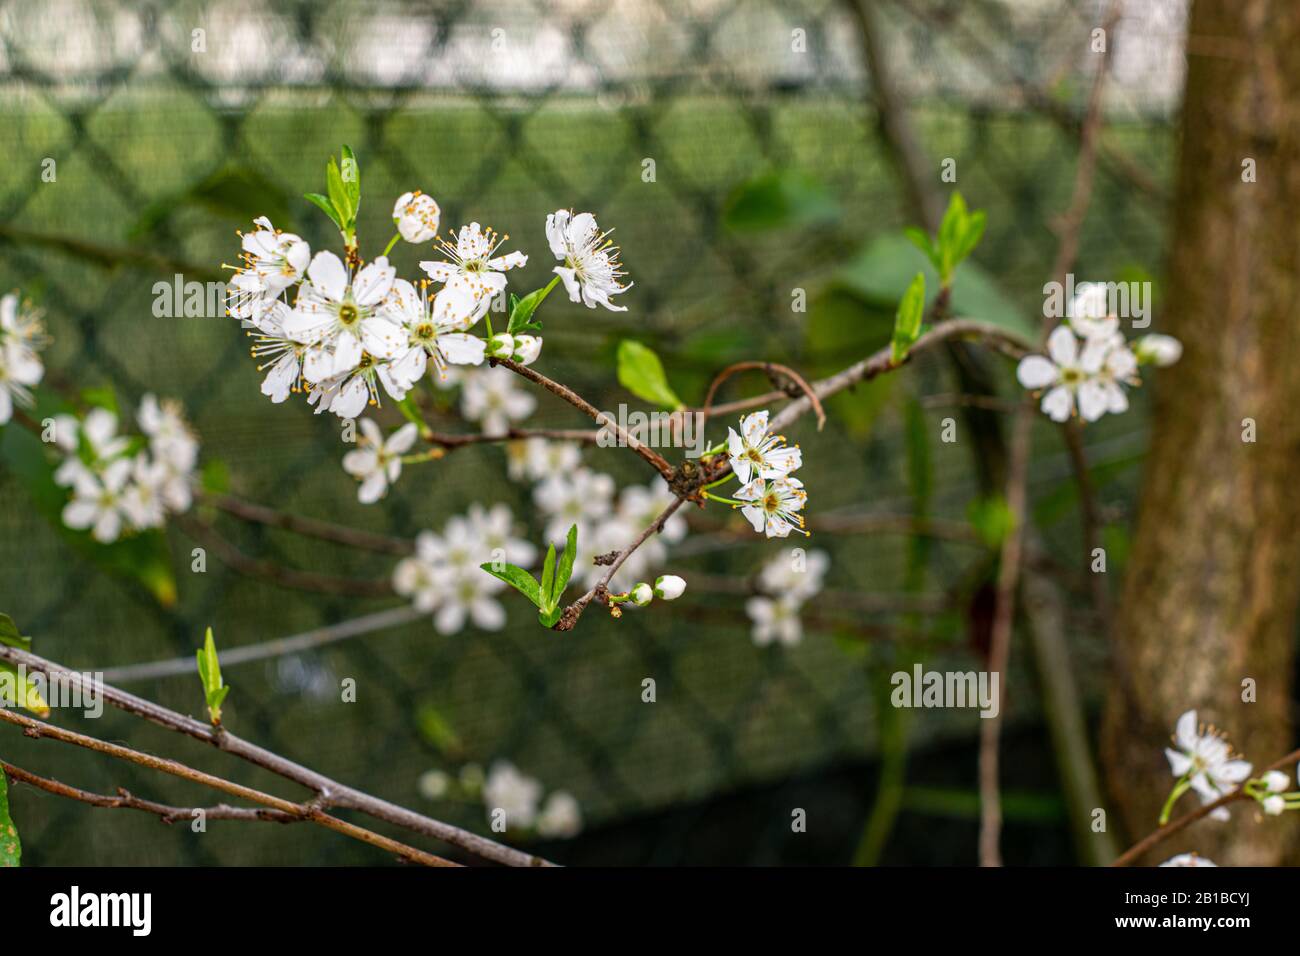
xmin=763 ymin=493 xmax=780 ymax=513
xmin=338 ymin=303 xmax=360 ymax=327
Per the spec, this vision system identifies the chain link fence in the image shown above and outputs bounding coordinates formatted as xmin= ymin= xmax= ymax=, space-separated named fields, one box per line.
xmin=0 ymin=0 xmax=1184 ymax=864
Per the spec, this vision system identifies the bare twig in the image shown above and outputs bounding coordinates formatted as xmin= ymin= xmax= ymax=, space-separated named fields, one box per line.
xmin=0 ymin=644 xmax=554 ymax=867
xmin=701 ymin=361 xmax=826 ymax=431
xmin=493 ymin=357 xmax=675 ymax=480
xmin=101 ymin=606 xmax=424 ymax=684
xmin=0 ymin=710 xmax=456 ymax=867
xmin=2 ymin=761 xmax=299 ymax=825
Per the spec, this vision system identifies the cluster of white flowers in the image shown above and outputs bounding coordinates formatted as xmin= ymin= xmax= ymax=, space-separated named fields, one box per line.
xmin=392 ymin=503 xmax=536 ymax=635
xmin=54 ymin=396 xmax=199 ymax=544
xmin=418 ymin=760 xmax=583 ymax=838
xmin=229 ymin=197 xmax=629 ymax=421
xmin=1017 ymin=284 xmax=1182 ymax=423
xmin=745 ymin=547 xmax=829 ymax=646
xmin=727 ymin=410 xmax=808 ymax=538
xmin=0 ymin=292 xmax=46 ymax=426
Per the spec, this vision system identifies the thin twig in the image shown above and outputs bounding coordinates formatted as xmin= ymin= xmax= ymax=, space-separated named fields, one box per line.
xmin=0 ymin=710 xmax=456 ymax=867
xmin=2 ymin=761 xmax=299 ymax=825
xmin=0 ymin=644 xmax=554 ymax=868
xmin=493 ymin=357 xmax=675 ymax=480
xmin=203 ymin=492 xmax=414 ymax=556
xmin=701 ymin=361 xmax=826 ymax=431
xmin=100 ymin=606 xmax=424 ymax=684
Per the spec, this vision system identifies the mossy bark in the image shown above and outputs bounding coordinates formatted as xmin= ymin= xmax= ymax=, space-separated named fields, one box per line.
xmin=1101 ymin=0 xmax=1300 ymax=864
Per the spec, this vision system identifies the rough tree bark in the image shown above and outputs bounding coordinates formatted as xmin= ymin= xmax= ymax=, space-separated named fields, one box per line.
xmin=1101 ymin=0 xmax=1300 ymax=865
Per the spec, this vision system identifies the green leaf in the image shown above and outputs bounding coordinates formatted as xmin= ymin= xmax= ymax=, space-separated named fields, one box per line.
xmin=195 ymin=627 xmax=227 ymax=725
xmin=539 ymin=544 xmax=557 ymax=606
xmin=538 ymin=606 xmax=564 ymax=628
xmin=966 ymin=496 xmax=1017 ymax=550
xmin=304 ymin=192 xmax=344 ymax=230
xmin=507 ymin=286 xmax=551 ymax=334
xmin=0 ymin=613 xmax=31 ymax=651
xmin=479 ymin=563 xmax=543 ymax=609
xmin=199 ymin=458 xmax=230 ymax=496
xmin=0 ymin=424 xmax=178 ymax=606
xmin=903 ymin=227 xmax=938 ymax=270
xmin=339 ymin=145 xmax=361 ymax=210
xmin=0 ymin=771 xmax=19 ymax=867
xmin=722 ymin=170 xmax=840 ymax=232
xmin=326 ymin=158 xmax=353 ymax=229
xmin=616 ymin=340 xmax=682 ymax=410
xmin=889 ymin=272 xmax=926 ymax=364
xmin=416 ymin=703 xmax=465 ymax=759
xmin=0 ymin=663 xmax=49 ymax=717
xmin=553 ymin=525 xmax=578 ymax=604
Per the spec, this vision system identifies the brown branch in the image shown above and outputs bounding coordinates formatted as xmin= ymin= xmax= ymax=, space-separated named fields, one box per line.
xmin=701 ymin=361 xmax=826 ymax=431
xmin=1111 ymin=747 xmax=1300 ymax=867
xmin=0 ymin=709 xmax=456 ymax=867
xmin=2 ymin=761 xmax=299 ymax=825
xmin=492 ymin=357 xmax=675 ymax=480
xmin=0 ymin=644 xmax=554 ymax=867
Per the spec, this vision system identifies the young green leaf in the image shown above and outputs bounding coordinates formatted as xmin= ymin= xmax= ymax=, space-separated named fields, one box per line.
xmin=507 ymin=286 xmax=549 ymax=334
xmin=616 ymin=340 xmax=682 ymax=410
xmin=903 ymin=227 xmax=939 ymax=271
xmin=195 ymin=627 xmax=229 ymax=726
xmin=889 ymin=272 xmax=927 ymax=364
xmin=326 ymin=157 xmax=353 ymax=229
xmin=552 ymin=524 xmax=578 ymax=605
xmin=0 ymin=664 xmax=49 ymax=717
xmin=340 ymin=144 xmax=361 ymax=210
xmin=0 ymin=770 xmax=19 ymax=867
xmin=538 ymin=605 xmax=564 ymax=629
xmin=0 ymin=613 xmax=31 ymax=651
xmin=539 ymin=544 xmax=557 ymax=603
xmin=479 ymin=563 xmax=543 ymax=609
xmin=304 ymin=192 xmax=344 ymax=230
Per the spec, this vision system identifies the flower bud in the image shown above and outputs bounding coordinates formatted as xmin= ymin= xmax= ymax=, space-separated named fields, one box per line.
xmin=513 ymin=334 xmax=543 ymax=366
xmin=486 ymin=333 xmax=515 ymax=358
xmin=630 ymin=583 xmax=653 ymax=606
xmin=1263 ymin=794 xmax=1286 ymax=816
xmin=1134 ymin=333 xmax=1182 ymax=367
xmin=654 ymin=574 xmax=686 ymax=600
xmin=393 ymin=191 xmax=440 ymax=244
xmin=1264 ymin=770 xmax=1290 ymax=792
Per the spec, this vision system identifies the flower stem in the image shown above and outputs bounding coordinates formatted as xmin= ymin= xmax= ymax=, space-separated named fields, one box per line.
xmin=382 ymin=232 xmax=401 ymax=257
xmin=395 ymin=396 xmax=434 ymax=440
xmin=702 ymin=473 xmax=736 ymax=491
xmin=703 ymin=491 xmax=742 ymax=506
xmin=1159 ymin=776 xmax=1191 ymax=826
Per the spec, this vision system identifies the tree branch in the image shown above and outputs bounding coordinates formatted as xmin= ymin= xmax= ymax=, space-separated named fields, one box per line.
xmin=0 ymin=644 xmax=554 ymax=867
xmin=0 ymin=709 xmax=456 ymax=867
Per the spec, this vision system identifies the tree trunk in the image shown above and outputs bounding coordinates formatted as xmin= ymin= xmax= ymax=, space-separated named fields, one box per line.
xmin=1101 ymin=0 xmax=1300 ymax=865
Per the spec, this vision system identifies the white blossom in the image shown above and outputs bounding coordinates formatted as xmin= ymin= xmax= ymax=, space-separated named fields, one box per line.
xmin=747 ymin=595 xmax=804 ymax=647
xmin=234 ymin=216 xmax=310 ymax=304
xmin=507 ymin=437 xmax=582 ymax=483
xmin=536 ymin=791 xmax=583 ymax=838
xmin=0 ymin=294 xmax=44 ymax=426
xmin=393 ymin=191 xmax=441 ymax=245
xmin=1067 ymin=282 xmax=1120 ymax=342
xmin=1134 ymin=333 xmax=1183 ymax=367
xmin=483 ymin=761 xmax=542 ymax=829
xmin=1159 ymin=853 xmax=1216 ymax=867
xmin=734 ymin=476 xmax=808 ymax=538
xmin=534 ymin=467 xmax=616 ymax=548
xmin=246 ymin=300 xmax=309 ymax=403
xmin=727 ymin=409 xmax=801 ymax=485
xmin=381 ymin=278 xmax=485 ymax=388
xmin=460 ymin=366 xmax=536 ymax=436
xmin=654 ymin=574 xmax=685 ymax=600
xmin=61 ymin=458 xmax=132 ymax=543
xmin=546 ymin=209 xmax=631 ymax=311
xmin=1165 ymin=709 xmax=1252 ymax=807
xmin=342 ymin=419 xmax=419 ymax=504
xmin=284 ymin=251 xmax=405 ymax=382
xmin=419 ymin=222 xmax=527 ymax=319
